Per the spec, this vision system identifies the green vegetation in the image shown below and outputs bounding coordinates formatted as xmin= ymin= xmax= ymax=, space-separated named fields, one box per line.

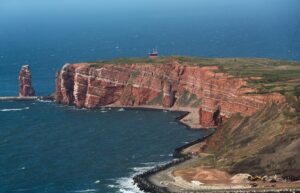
xmin=179 ymin=103 xmax=299 ymax=177
xmin=147 ymin=92 xmax=163 ymax=105
xmin=131 ymin=70 xmax=140 ymax=78
xmin=201 ymin=104 xmax=299 ymax=176
xmin=88 ymin=56 xmax=244 ymax=66
xmin=191 ymin=98 xmax=202 ymax=107
xmin=177 ymin=90 xmax=190 ymax=106
xmin=121 ymin=86 xmax=131 ymax=102
xmin=88 ymin=57 xmax=165 ymax=67
xmin=177 ymin=90 xmax=201 ymax=107
xmin=212 ymin=59 xmax=300 ymax=97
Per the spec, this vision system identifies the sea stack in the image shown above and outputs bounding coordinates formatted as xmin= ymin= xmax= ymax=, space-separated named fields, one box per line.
xmin=19 ymin=65 xmax=35 ymax=97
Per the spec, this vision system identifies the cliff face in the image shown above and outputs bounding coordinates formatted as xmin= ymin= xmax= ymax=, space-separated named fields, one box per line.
xmin=55 ymin=61 xmax=284 ymax=127
xmin=19 ymin=65 xmax=35 ymax=97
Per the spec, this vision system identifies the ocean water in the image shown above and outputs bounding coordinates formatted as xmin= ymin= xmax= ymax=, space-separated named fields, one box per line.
xmin=1 ymin=1 xmax=300 ymax=193
xmin=0 ymin=0 xmax=300 ymax=96
xmin=0 ymin=101 xmax=209 ymax=193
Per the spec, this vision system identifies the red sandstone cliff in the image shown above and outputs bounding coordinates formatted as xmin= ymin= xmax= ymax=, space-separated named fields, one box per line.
xmin=19 ymin=65 xmax=35 ymax=97
xmin=55 ymin=61 xmax=284 ymax=128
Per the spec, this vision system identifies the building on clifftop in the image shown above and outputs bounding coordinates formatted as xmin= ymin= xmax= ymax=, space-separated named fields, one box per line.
xmin=149 ymin=48 xmax=158 ymax=59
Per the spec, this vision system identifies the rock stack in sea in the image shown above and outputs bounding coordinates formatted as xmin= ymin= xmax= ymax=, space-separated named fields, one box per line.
xmin=19 ymin=65 xmax=35 ymax=97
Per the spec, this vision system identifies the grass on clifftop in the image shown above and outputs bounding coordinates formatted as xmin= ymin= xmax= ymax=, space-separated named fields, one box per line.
xmin=89 ymin=56 xmax=231 ymax=66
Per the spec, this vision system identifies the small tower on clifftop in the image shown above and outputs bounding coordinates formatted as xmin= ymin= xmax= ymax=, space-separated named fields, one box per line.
xmin=149 ymin=48 xmax=158 ymax=59
xmin=19 ymin=65 xmax=35 ymax=97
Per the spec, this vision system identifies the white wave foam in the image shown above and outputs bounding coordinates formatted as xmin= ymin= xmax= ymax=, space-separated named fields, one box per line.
xmin=17 ymin=166 xmax=26 ymax=171
xmin=37 ymin=99 xmax=52 ymax=103
xmin=131 ymin=166 xmax=155 ymax=172
xmin=0 ymin=107 xmax=29 ymax=112
xmin=140 ymin=162 xmax=156 ymax=166
xmin=108 ymin=161 xmax=169 ymax=193
xmin=117 ymin=108 xmax=125 ymax=112
xmin=72 ymin=189 xmax=97 ymax=193
xmin=68 ymin=107 xmax=88 ymax=111
xmin=115 ymin=176 xmax=142 ymax=193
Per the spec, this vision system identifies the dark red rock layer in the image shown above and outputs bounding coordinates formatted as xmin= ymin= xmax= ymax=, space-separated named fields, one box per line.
xmin=56 ymin=61 xmax=284 ymax=127
xmin=19 ymin=65 xmax=35 ymax=97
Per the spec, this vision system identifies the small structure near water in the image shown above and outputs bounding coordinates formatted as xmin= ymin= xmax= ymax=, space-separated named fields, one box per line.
xmin=149 ymin=48 xmax=159 ymax=59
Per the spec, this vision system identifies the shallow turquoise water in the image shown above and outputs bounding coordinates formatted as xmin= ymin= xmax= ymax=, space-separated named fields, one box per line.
xmin=0 ymin=101 xmax=209 ymax=193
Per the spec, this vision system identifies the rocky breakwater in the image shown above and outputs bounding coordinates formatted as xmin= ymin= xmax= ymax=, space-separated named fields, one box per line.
xmin=55 ymin=60 xmax=284 ymax=128
xmin=19 ymin=65 xmax=35 ymax=97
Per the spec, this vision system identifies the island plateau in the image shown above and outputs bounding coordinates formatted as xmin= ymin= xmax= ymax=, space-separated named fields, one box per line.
xmin=54 ymin=56 xmax=300 ymax=192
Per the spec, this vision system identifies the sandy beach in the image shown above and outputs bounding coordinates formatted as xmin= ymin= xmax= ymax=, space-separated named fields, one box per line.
xmin=147 ymin=157 xmax=300 ymax=192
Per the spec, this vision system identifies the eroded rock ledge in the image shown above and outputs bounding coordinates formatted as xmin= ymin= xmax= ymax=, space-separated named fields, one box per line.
xmin=55 ymin=60 xmax=284 ymax=128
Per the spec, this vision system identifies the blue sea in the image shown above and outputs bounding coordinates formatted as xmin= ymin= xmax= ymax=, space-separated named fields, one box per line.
xmin=0 ymin=101 xmax=209 ymax=193
xmin=0 ymin=0 xmax=300 ymax=192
